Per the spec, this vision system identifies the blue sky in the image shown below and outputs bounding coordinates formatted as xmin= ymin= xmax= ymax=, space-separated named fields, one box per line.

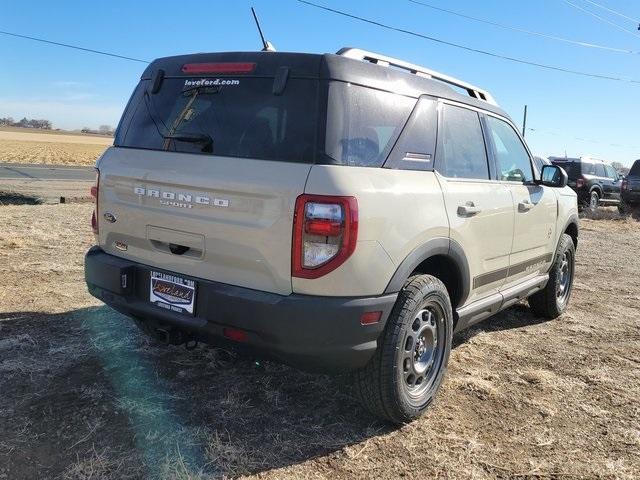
xmin=1 ymin=0 xmax=638 ymax=165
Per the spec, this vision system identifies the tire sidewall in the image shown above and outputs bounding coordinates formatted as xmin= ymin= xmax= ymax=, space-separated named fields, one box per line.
xmin=388 ymin=279 xmax=453 ymax=420
xmin=550 ymin=235 xmax=576 ymax=313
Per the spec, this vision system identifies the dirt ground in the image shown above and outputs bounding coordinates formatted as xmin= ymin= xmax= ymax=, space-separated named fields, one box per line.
xmin=0 ymin=128 xmax=111 ymax=165
xmin=0 ymin=204 xmax=638 ymax=479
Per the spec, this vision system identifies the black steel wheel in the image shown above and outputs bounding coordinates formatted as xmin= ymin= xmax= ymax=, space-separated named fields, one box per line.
xmin=400 ymin=304 xmax=447 ymax=404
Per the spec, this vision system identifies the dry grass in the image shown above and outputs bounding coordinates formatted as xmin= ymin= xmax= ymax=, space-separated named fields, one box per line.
xmin=0 ymin=204 xmax=639 ymax=479
xmin=0 ymin=128 xmax=111 ymax=165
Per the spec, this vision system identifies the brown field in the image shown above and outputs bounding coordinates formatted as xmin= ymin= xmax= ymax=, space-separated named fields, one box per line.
xmin=0 ymin=128 xmax=111 ymax=165
xmin=0 ymin=204 xmax=639 ymax=479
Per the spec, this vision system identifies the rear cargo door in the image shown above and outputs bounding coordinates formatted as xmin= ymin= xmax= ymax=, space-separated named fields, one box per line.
xmin=97 ymin=149 xmax=310 ymax=295
xmin=98 ymin=71 xmax=319 ymax=295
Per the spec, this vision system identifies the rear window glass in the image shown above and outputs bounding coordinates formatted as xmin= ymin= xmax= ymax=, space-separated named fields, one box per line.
xmin=629 ymin=160 xmax=640 ymax=176
xmin=118 ymin=77 xmax=318 ymax=163
xmin=551 ymin=161 xmax=580 ymax=179
xmin=324 ymin=82 xmax=415 ymax=167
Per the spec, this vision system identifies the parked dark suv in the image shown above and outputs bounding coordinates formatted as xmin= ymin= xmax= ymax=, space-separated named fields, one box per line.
xmin=550 ymin=157 xmax=622 ymax=210
xmin=621 ymin=159 xmax=640 ymax=213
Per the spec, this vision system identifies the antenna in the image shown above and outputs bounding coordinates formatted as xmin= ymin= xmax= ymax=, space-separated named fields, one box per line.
xmin=251 ymin=7 xmax=276 ymax=52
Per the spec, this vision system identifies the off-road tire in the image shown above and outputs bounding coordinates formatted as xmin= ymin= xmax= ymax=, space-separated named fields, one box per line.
xmin=353 ymin=275 xmax=453 ymax=424
xmin=618 ymin=201 xmax=633 ymax=216
xmin=588 ymin=191 xmax=599 ymax=211
xmin=528 ymin=233 xmax=575 ymax=319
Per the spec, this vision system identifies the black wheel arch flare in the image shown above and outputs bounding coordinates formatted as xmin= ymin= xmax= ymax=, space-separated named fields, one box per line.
xmin=383 ymin=237 xmax=471 ymax=308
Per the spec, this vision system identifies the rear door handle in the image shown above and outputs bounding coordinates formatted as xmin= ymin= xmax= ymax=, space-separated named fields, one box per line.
xmin=518 ymin=200 xmax=534 ymax=212
xmin=457 ymin=202 xmax=481 ymax=216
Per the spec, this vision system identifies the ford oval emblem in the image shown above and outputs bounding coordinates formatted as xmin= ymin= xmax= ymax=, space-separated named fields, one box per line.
xmin=103 ymin=212 xmax=117 ymax=223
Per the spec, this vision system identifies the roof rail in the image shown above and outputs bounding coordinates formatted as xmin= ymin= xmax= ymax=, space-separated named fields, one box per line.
xmin=336 ymin=47 xmax=498 ymax=106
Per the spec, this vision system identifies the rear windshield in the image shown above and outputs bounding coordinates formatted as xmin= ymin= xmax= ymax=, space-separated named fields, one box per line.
xmin=116 ymin=76 xmax=416 ymax=167
xmin=629 ymin=160 xmax=640 ymax=176
xmin=117 ymin=77 xmax=318 ymax=163
xmin=551 ymin=160 xmax=580 ymax=179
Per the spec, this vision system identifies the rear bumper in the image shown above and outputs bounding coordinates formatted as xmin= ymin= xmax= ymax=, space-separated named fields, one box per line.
xmin=85 ymin=247 xmax=397 ymax=372
xmin=622 ymin=190 xmax=640 ymax=205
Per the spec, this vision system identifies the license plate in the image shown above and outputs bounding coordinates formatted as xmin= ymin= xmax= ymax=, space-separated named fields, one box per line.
xmin=149 ymin=271 xmax=196 ymax=315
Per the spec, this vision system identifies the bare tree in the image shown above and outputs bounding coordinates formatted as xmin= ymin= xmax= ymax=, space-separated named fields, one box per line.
xmin=611 ymin=161 xmax=630 ymax=176
xmin=98 ymin=125 xmax=113 ymax=135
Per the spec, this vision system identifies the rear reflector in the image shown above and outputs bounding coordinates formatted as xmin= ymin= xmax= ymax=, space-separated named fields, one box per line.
xmin=223 ymin=327 xmax=248 ymax=342
xmin=360 ymin=311 xmax=382 ymax=325
xmin=181 ymin=62 xmax=256 ymax=74
xmin=90 ymin=170 xmax=99 ymax=235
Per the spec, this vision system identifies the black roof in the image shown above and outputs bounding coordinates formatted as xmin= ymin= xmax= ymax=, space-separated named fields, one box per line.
xmin=142 ymin=50 xmax=509 ymax=120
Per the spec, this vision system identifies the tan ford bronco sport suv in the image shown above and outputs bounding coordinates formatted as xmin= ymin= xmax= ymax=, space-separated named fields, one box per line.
xmin=85 ymin=48 xmax=579 ymax=423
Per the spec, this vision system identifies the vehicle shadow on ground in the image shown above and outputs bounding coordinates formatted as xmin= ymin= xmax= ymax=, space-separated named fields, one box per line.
xmin=0 ymin=303 xmax=550 ymax=478
xmin=0 ymin=307 xmax=391 ymax=479
xmin=453 ymin=303 xmax=550 ymax=348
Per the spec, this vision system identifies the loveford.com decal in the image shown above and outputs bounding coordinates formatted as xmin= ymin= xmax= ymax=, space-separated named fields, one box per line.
xmin=184 ymin=78 xmax=239 ymax=87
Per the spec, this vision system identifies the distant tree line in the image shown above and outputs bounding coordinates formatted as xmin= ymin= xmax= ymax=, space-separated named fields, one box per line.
xmin=81 ymin=125 xmax=115 ymax=136
xmin=0 ymin=116 xmax=52 ymax=130
xmin=0 ymin=116 xmax=114 ymax=136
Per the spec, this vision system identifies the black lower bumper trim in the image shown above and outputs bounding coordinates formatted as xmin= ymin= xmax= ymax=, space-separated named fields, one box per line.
xmin=85 ymin=247 xmax=397 ymax=372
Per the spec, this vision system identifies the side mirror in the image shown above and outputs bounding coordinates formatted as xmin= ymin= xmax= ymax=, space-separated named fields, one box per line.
xmin=541 ymin=165 xmax=568 ymax=188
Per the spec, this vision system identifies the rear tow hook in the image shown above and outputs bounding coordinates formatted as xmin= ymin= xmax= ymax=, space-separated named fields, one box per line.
xmin=185 ymin=337 xmax=198 ymax=350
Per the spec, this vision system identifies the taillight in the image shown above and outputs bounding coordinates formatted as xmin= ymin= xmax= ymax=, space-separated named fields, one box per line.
xmin=576 ymin=177 xmax=585 ymax=188
xmin=292 ymin=195 xmax=358 ymax=279
xmin=90 ymin=169 xmax=99 ymax=235
xmin=181 ymin=62 xmax=256 ymax=74
xmin=621 ymin=179 xmax=629 ymax=191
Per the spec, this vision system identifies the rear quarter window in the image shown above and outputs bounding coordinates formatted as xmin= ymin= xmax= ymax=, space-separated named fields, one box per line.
xmin=324 ymin=82 xmax=415 ymax=167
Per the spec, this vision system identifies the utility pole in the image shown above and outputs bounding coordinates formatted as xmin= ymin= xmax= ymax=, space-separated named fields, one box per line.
xmin=522 ymin=105 xmax=528 ymax=138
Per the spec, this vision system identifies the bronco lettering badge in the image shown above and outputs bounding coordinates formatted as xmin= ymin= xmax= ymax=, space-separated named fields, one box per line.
xmin=134 ymin=187 xmax=230 ymax=209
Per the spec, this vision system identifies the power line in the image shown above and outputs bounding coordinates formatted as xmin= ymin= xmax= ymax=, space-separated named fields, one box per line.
xmin=296 ymin=0 xmax=640 ymax=84
xmin=527 ymin=127 xmax=640 ymax=150
xmin=562 ymin=0 xmax=640 ymax=38
xmin=580 ymin=0 xmax=640 ymax=25
xmin=407 ymin=0 xmax=638 ymax=55
xmin=0 ymin=30 xmax=149 ymax=63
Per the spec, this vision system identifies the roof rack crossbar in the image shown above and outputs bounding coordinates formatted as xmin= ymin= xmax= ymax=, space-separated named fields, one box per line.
xmin=336 ymin=47 xmax=497 ymax=106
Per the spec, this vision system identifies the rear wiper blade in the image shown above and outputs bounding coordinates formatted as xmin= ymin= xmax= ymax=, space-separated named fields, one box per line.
xmin=181 ymin=85 xmax=221 ymax=96
xmin=162 ymin=133 xmax=212 ymax=145
xmin=162 ymin=133 xmax=213 ymax=153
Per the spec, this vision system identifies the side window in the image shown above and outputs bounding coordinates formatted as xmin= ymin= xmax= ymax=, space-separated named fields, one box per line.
xmin=604 ymin=165 xmax=618 ymax=180
xmin=583 ymin=162 xmax=596 ymax=175
xmin=532 ymin=156 xmax=547 ymax=175
xmin=594 ymin=163 xmax=606 ymax=177
xmin=436 ymin=104 xmax=489 ymax=179
xmin=486 ymin=116 xmax=533 ymax=183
